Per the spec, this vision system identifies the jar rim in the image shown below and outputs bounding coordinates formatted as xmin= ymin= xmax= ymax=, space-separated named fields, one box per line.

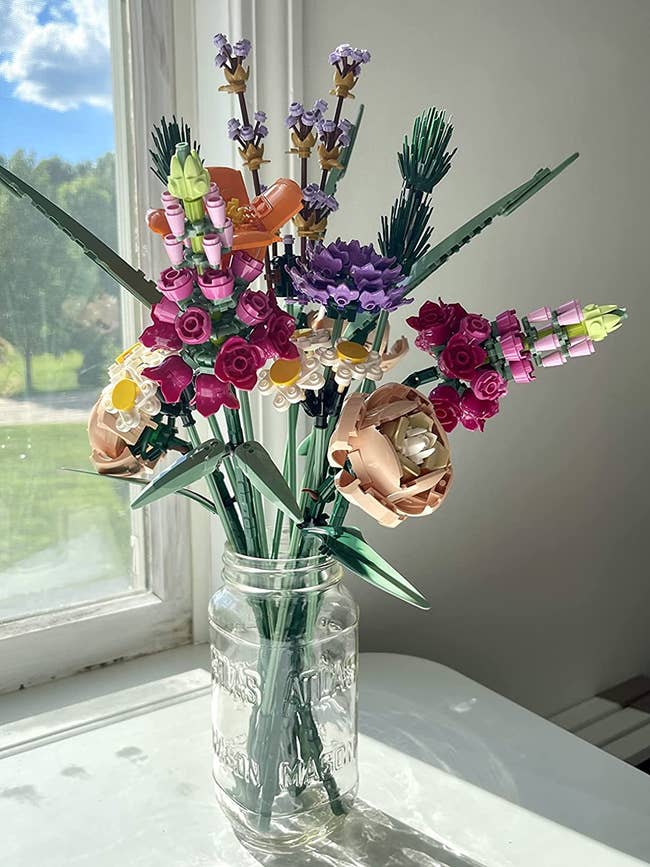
xmin=221 ymin=544 xmax=342 ymax=594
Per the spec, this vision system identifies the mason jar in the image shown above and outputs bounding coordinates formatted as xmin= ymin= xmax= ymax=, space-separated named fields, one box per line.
xmin=208 ymin=547 xmax=359 ymax=852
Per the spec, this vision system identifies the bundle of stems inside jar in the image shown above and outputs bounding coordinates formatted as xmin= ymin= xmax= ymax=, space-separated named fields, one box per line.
xmin=66 ymin=34 xmax=625 ymax=827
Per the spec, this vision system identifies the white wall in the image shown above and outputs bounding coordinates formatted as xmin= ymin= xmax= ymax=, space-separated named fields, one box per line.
xmin=195 ymin=0 xmax=650 ymax=716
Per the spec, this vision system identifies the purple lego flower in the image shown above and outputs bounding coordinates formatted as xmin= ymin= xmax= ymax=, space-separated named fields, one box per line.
xmin=239 ymin=124 xmax=255 ymax=142
xmin=213 ymin=34 xmax=232 ymax=68
xmin=318 ymin=119 xmax=337 ymax=135
xmin=254 ymin=110 xmax=267 ymax=123
xmin=289 ymin=239 xmax=405 ymax=313
xmin=256 ymin=124 xmax=269 ymax=139
xmin=286 ymin=102 xmax=304 ymax=127
xmin=329 ymin=43 xmax=371 ymax=68
xmin=227 ymin=118 xmax=241 ymax=140
xmin=232 ymin=38 xmax=251 ymax=58
xmin=313 ymin=98 xmax=328 ymax=116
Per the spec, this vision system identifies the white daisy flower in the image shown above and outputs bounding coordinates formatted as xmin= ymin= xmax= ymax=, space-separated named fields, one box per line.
xmin=315 ymin=340 xmax=384 ymax=388
xmin=101 ymin=342 xmax=163 ymax=433
xmin=258 ymin=353 xmax=325 ymax=412
xmin=290 ymin=327 xmax=332 ymax=353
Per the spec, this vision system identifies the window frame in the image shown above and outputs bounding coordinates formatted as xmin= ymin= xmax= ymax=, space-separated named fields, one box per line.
xmin=0 ymin=0 xmax=202 ymax=693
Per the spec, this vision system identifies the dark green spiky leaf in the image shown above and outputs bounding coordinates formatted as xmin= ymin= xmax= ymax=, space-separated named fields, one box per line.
xmin=61 ymin=467 xmax=218 ymax=514
xmin=398 ymin=107 xmax=456 ymax=193
xmin=323 ymin=103 xmax=364 ymax=197
xmin=302 ymin=525 xmax=430 ymax=610
xmin=378 ymin=186 xmax=434 ymax=276
xmin=234 ymin=441 xmax=303 ymax=523
xmin=150 ymin=115 xmax=201 ymax=185
xmin=131 ymin=439 xmax=229 ymax=509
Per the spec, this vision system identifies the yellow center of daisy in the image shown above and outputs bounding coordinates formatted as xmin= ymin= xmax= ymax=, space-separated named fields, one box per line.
xmin=336 ymin=341 xmax=368 ymax=364
xmin=292 ymin=328 xmax=312 ymax=340
xmin=269 ymin=357 xmax=302 ymax=387
xmin=111 ymin=378 xmax=139 ymax=411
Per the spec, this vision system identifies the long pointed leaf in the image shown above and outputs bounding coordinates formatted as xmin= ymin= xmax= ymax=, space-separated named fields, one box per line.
xmin=131 ymin=439 xmax=229 ymax=509
xmin=0 ymin=163 xmax=161 ymax=307
xmin=297 ymin=432 xmax=312 ymax=457
xmin=324 ymin=104 xmax=365 ymax=197
xmin=405 ymin=152 xmax=579 ymax=295
xmin=61 ymin=467 xmax=218 ymax=514
xmin=234 ymin=441 xmax=303 ymax=523
xmin=302 ymin=525 xmax=429 ymax=610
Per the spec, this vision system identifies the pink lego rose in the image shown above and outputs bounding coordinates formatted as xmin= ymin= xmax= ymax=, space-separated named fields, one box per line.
xmin=139 ymin=320 xmax=182 ymax=352
xmin=459 ymin=314 xmax=491 ymax=344
xmin=193 ymin=374 xmax=240 ymax=416
xmin=494 ymin=309 xmax=520 ymax=337
xmin=469 ymin=368 xmax=508 ymax=401
xmin=407 ymin=300 xmax=454 ymax=346
xmin=214 ymin=336 xmax=265 ymax=390
xmin=175 ymin=307 xmax=212 ymax=345
xmin=458 ymin=391 xmax=500 ymax=432
xmin=429 ymin=384 xmax=461 ymax=433
xmin=438 ymin=333 xmax=487 ymax=381
xmin=236 ymin=288 xmax=274 ymax=326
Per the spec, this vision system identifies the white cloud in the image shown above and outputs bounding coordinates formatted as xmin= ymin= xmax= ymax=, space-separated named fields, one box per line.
xmin=0 ymin=0 xmax=112 ymax=112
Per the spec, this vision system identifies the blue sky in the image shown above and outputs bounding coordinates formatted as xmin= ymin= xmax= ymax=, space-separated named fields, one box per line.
xmin=0 ymin=0 xmax=114 ymax=163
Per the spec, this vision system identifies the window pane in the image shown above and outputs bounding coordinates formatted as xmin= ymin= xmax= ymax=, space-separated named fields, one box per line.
xmin=0 ymin=0 xmax=135 ymax=620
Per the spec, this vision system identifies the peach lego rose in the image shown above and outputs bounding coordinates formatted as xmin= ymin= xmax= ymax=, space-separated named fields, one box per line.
xmin=328 ymin=383 xmax=453 ymax=527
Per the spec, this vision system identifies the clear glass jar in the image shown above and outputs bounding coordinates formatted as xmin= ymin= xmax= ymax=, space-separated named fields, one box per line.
xmin=209 ymin=547 xmax=359 ymax=853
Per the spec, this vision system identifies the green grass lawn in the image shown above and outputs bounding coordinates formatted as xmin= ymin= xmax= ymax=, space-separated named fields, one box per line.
xmin=0 ymin=350 xmax=83 ymax=396
xmin=0 ymin=422 xmax=131 ymax=573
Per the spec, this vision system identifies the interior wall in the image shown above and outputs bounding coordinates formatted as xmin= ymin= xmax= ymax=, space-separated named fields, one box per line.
xmin=299 ymin=0 xmax=650 ymax=716
xmin=193 ymin=0 xmax=650 ymax=716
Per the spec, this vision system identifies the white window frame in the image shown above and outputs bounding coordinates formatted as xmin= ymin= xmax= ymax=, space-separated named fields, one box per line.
xmin=0 ymin=0 xmax=302 ymax=694
xmin=0 ymin=0 xmax=208 ymax=693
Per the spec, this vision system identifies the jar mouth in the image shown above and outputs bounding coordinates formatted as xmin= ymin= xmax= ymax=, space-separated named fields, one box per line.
xmin=222 ymin=544 xmax=342 ymax=594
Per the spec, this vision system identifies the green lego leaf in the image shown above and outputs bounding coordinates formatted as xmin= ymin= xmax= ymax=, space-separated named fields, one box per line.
xmin=323 ymin=103 xmax=365 ymax=197
xmin=405 ymin=152 xmax=579 ymax=295
xmin=150 ymin=115 xmax=200 ymax=185
xmin=297 ymin=432 xmax=312 ymax=457
xmin=131 ymin=438 xmax=229 ymax=509
xmin=234 ymin=441 xmax=303 ymax=523
xmin=301 ymin=525 xmax=430 ymax=610
xmin=61 ymin=467 xmax=218 ymax=514
xmin=0 ymin=163 xmax=161 ymax=308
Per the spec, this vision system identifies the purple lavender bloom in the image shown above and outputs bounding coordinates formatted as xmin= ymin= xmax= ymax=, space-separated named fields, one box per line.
xmin=313 ymin=98 xmax=328 ymax=115
xmin=239 ymin=124 xmax=255 ymax=142
xmin=301 ymin=184 xmax=322 ymax=205
xmin=328 ymin=43 xmax=371 ymax=71
xmin=288 ymin=101 xmax=304 ymax=117
xmin=338 ymin=132 xmax=351 ymax=147
xmin=254 ymin=110 xmax=267 ymax=123
xmin=322 ymin=193 xmax=339 ymax=213
xmin=339 ymin=119 xmax=353 ymax=134
xmin=256 ymin=124 xmax=269 ymax=139
xmin=301 ymin=111 xmax=317 ymax=127
xmin=289 ymin=238 xmax=405 ymax=313
xmin=232 ymin=39 xmax=251 ymax=58
xmin=317 ymin=119 xmax=337 ymax=135
xmin=214 ymin=33 xmax=230 ymax=50
xmin=227 ymin=118 xmax=241 ymax=140
xmin=215 ymin=50 xmax=230 ymax=68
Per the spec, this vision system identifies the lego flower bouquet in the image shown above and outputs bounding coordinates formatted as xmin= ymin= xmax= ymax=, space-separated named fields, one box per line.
xmin=0 ymin=33 xmax=626 ymax=853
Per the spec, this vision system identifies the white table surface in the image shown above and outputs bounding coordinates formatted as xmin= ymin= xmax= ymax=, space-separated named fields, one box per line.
xmin=2 ymin=652 xmax=650 ymax=866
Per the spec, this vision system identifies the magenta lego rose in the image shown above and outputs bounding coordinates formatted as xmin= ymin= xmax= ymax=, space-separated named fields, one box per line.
xmin=495 ymin=309 xmax=520 ymax=337
xmin=142 ymin=355 xmax=193 ymax=403
xmin=459 ymin=313 xmax=491 ymax=344
xmin=214 ymin=335 xmax=265 ymax=390
xmin=175 ymin=307 xmax=212 ymax=344
xmin=469 ymin=367 xmax=508 ymax=401
xmin=407 ymin=300 xmax=454 ymax=345
xmin=250 ymin=310 xmax=299 ymax=360
xmin=236 ymin=288 xmax=275 ymax=326
xmin=438 ymin=299 xmax=467 ymax=333
xmin=458 ymin=391 xmax=500 ymax=432
xmin=437 ymin=333 xmax=487 ymax=380
xmin=193 ymin=373 xmax=240 ymax=416
xmin=429 ymin=384 xmax=461 ymax=432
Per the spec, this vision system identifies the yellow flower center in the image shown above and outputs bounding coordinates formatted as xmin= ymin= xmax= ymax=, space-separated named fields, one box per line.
xmin=292 ymin=328 xmax=313 ymax=340
xmin=336 ymin=341 xmax=368 ymax=364
xmin=269 ymin=357 xmax=302 ymax=387
xmin=111 ymin=378 xmax=139 ymax=411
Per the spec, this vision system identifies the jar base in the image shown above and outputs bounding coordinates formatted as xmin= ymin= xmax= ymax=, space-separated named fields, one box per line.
xmin=216 ymin=783 xmax=357 ymax=854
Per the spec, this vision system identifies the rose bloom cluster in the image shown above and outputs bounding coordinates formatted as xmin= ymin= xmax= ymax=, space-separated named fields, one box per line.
xmin=407 ymin=298 xmax=509 ymax=433
xmin=289 ymin=239 xmax=407 ymax=315
xmin=138 ymin=269 xmax=297 ymax=417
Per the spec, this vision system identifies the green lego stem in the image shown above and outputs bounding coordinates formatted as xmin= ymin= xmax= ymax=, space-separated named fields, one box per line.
xmin=224 ymin=406 xmax=263 ymax=556
xmin=270 ymin=402 xmax=299 ymax=558
xmin=238 ymin=391 xmax=268 ymax=558
xmin=183 ymin=197 xmax=205 ymax=224
xmin=184 ymin=424 xmax=245 ymax=552
xmin=402 ymin=364 xmax=440 ymax=389
xmin=359 ymin=309 xmax=389 ymax=396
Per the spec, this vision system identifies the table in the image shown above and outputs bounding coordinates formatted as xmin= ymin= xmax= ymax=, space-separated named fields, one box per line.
xmin=2 ymin=653 xmax=649 ymax=866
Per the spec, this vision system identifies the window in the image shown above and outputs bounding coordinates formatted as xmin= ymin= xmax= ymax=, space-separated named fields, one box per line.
xmin=0 ymin=0 xmax=198 ymax=691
